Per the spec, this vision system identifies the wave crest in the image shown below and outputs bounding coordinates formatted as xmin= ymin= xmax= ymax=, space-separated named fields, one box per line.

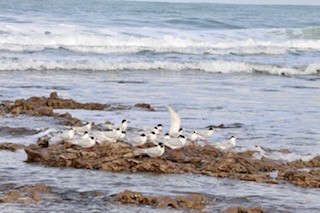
xmin=0 ymin=59 xmax=319 ymax=76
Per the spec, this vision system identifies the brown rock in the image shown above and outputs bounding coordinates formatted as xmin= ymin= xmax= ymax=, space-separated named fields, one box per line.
xmin=0 ymin=108 xmax=5 ymax=116
xmin=11 ymin=107 xmax=21 ymax=115
xmin=0 ymin=143 xmax=26 ymax=151
xmin=226 ymin=206 xmax=265 ymax=213
xmin=0 ymin=184 xmax=50 ymax=205
xmin=280 ymin=170 xmax=320 ymax=188
xmin=23 ymin=139 xmax=320 ymax=188
xmin=1 ymin=92 xmax=107 ymax=123
xmin=114 ymin=190 xmax=209 ymax=210
xmin=37 ymin=138 xmax=49 ymax=148
xmin=49 ymin=92 xmax=59 ymax=99
xmin=134 ymin=103 xmax=155 ymax=111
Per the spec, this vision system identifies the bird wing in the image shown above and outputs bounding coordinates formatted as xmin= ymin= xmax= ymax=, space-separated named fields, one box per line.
xmin=166 ymin=139 xmax=182 ymax=147
xmin=210 ymin=140 xmax=230 ymax=149
xmin=134 ymin=146 xmax=154 ymax=155
xmin=197 ymin=129 xmax=207 ymax=137
xmin=167 ymin=106 xmax=181 ymax=136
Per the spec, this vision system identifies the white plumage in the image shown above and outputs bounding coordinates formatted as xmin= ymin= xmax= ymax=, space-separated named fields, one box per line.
xmin=210 ymin=136 xmax=238 ymax=150
xmin=133 ymin=143 xmax=165 ymax=158
xmin=167 ymin=106 xmax=181 ymax=137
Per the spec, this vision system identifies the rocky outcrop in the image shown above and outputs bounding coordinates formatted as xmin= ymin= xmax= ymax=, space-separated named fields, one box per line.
xmin=0 ymin=93 xmax=156 ymax=126
xmin=226 ymin=206 xmax=265 ymax=213
xmin=112 ymin=190 xmax=210 ymax=210
xmin=2 ymin=92 xmax=106 ymax=117
xmin=134 ymin=103 xmax=155 ymax=112
xmin=0 ymin=142 xmax=26 ymax=151
xmin=0 ymin=183 xmax=50 ymax=205
xmin=24 ymin=142 xmax=320 ymax=188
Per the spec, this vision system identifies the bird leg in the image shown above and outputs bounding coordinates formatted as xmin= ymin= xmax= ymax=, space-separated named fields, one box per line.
xmin=224 ymin=149 xmax=233 ymax=158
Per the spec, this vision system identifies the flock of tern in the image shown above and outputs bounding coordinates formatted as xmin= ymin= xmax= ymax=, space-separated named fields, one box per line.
xmin=48 ymin=106 xmax=238 ymax=158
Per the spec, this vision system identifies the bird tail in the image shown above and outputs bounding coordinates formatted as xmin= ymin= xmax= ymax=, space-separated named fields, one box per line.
xmin=133 ymin=148 xmax=146 ymax=155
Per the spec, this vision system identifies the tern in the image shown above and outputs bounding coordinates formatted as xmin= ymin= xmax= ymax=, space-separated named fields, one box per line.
xmin=105 ymin=119 xmax=129 ymax=131
xmin=101 ymin=128 xmax=122 ymax=140
xmin=167 ymin=106 xmax=181 ymax=137
xmin=157 ymin=124 xmax=163 ymax=132
xmin=154 ymin=133 xmax=171 ymax=145
xmin=49 ymin=128 xmax=75 ymax=143
xmin=197 ymin=127 xmax=215 ymax=141
xmin=186 ymin=130 xmax=198 ymax=146
xmin=133 ymin=143 xmax=165 ymax=158
xmin=73 ymin=122 xmax=94 ymax=133
xmin=93 ymin=131 xmax=117 ymax=143
xmin=128 ymin=133 xmax=147 ymax=147
xmin=163 ymin=135 xmax=187 ymax=150
xmin=210 ymin=136 xmax=238 ymax=150
xmin=71 ymin=132 xmax=96 ymax=150
xmin=148 ymin=131 xmax=157 ymax=144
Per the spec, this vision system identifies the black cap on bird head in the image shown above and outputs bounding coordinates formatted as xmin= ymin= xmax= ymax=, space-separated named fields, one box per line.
xmin=141 ymin=133 xmax=146 ymax=137
xmin=209 ymin=127 xmax=214 ymax=130
xmin=151 ymin=131 xmax=156 ymax=135
xmin=157 ymin=124 xmax=163 ymax=127
xmin=158 ymin=142 xmax=164 ymax=147
xmin=122 ymin=119 xmax=127 ymax=123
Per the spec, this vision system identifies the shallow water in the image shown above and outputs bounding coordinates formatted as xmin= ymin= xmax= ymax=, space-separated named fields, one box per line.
xmin=1 ymin=70 xmax=319 ymax=154
xmin=0 ymin=70 xmax=320 ymax=212
xmin=0 ymin=0 xmax=320 ymax=211
xmin=1 ymin=150 xmax=320 ymax=212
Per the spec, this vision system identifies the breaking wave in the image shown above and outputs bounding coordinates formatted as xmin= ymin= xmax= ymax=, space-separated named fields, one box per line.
xmin=0 ymin=59 xmax=319 ymax=76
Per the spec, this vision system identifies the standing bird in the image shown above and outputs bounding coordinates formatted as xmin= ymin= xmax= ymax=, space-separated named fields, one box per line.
xmin=73 ymin=122 xmax=94 ymax=134
xmin=148 ymin=131 xmax=158 ymax=144
xmin=119 ymin=119 xmax=129 ymax=131
xmin=155 ymin=133 xmax=171 ymax=145
xmin=187 ymin=130 xmax=198 ymax=146
xmin=49 ymin=128 xmax=75 ymax=143
xmin=133 ymin=143 xmax=165 ymax=158
xmin=156 ymin=124 xmax=163 ymax=133
xmin=119 ymin=131 xmax=126 ymax=140
xmin=197 ymin=127 xmax=215 ymax=141
xmin=128 ymin=133 xmax=147 ymax=147
xmin=105 ymin=119 xmax=129 ymax=131
xmin=93 ymin=131 xmax=117 ymax=144
xmin=101 ymin=128 xmax=123 ymax=141
xmin=72 ymin=132 xmax=96 ymax=151
xmin=210 ymin=136 xmax=238 ymax=150
xmin=167 ymin=106 xmax=181 ymax=137
xmin=163 ymin=135 xmax=187 ymax=150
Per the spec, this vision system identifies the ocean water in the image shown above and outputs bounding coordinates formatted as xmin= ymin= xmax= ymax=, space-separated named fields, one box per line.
xmin=0 ymin=0 xmax=320 ymax=212
xmin=0 ymin=0 xmax=320 ymax=75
